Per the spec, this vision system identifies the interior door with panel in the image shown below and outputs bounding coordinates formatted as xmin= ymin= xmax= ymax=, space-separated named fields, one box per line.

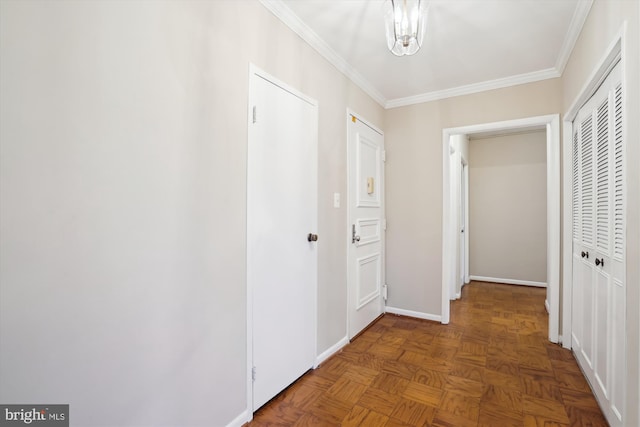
xmin=348 ymin=113 xmax=385 ymax=339
xmin=248 ymin=69 xmax=318 ymax=411
xmin=571 ymin=61 xmax=624 ymax=427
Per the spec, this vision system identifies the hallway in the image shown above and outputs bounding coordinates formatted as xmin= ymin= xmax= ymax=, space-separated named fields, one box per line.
xmin=248 ymin=282 xmax=607 ymax=426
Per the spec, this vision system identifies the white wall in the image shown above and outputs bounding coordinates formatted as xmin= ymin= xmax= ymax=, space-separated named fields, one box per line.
xmin=560 ymin=1 xmax=640 ymax=424
xmin=468 ymin=130 xmax=547 ymax=284
xmin=0 ymin=1 xmax=383 ymax=425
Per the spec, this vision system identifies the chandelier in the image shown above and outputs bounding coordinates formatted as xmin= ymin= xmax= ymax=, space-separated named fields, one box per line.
xmin=384 ymin=0 xmax=427 ymax=56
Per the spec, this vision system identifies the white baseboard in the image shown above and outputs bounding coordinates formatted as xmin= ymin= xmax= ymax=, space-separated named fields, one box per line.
xmin=314 ymin=335 xmax=349 ymax=367
xmin=545 ymin=299 xmax=550 ymax=313
xmin=225 ymin=409 xmax=250 ymax=427
xmin=385 ymin=306 xmax=442 ymax=323
xmin=469 ymin=275 xmax=547 ymax=288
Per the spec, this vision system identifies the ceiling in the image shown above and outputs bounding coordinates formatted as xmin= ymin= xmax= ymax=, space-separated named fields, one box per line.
xmin=260 ymin=0 xmax=593 ymax=108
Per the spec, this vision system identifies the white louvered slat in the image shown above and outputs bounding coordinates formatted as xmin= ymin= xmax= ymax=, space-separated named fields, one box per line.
xmin=613 ymin=83 xmax=623 ymax=260
xmin=581 ymin=114 xmax=594 ymax=247
xmin=573 ymin=129 xmax=581 ymax=240
xmin=595 ymin=99 xmax=609 ymax=253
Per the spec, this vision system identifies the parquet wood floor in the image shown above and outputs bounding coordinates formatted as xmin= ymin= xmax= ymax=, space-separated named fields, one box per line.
xmin=247 ymin=282 xmax=608 ymax=426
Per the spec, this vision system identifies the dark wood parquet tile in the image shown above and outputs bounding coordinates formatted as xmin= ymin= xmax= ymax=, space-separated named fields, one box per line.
xmin=247 ymin=282 xmax=609 ymax=427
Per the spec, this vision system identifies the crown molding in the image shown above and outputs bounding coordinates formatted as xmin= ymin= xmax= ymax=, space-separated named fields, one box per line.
xmin=259 ymin=0 xmax=590 ymax=111
xmin=258 ymin=0 xmax=387 ymax=107
xmin=555 ymin=0 xmax=594 ymax=74
xmin=385 ymin=67 xmax=561 ymax=109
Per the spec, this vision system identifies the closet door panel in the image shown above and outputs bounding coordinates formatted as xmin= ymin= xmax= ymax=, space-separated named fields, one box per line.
xmin=571 ymin=62 xmax=624 ymax=427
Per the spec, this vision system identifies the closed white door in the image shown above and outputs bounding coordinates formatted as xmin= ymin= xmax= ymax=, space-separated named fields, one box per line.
xmin=247 ymin=69 xmax=318 ymax=411
xmin=571 ymin=61 xmax=624 ymax=427
xmin=348 ymin=113 xmax=385 ymax=339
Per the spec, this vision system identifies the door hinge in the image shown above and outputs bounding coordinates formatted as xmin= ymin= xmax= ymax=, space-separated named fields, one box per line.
xmin=383 ymin=284 xmax=388 ymax=301
xmin=382 ymin=150 xmax=386 ymax=162
xmin=383 ymin=219 xmax=387 ymax=231
xmin=252 ymin=106 xmax=257 ymax=124
xmin=252 ymin=366 xmax=256 ymax=382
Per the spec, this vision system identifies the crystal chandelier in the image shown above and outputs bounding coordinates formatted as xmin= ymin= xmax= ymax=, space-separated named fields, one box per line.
xmin=384 ymin=0 xmax=427 ymax=56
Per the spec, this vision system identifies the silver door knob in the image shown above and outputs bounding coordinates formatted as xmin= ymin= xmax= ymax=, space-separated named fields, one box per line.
xmin=351 ymin=224 xmax=360 ymax=244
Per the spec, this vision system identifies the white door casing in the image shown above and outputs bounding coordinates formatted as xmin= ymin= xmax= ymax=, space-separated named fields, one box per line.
xmin=347 ymin=112 xmax=385 ymax=339
xmin=449 ymin=146 xmax=458 ymax=300
xmin=571 ymin=61 xmax=625 ymax=427
xmin=247 ymin=66 xmax=318 ymax=413
xmin=459 ymin=161 xmax=468 ymax=295
xmin=441 ymin=115 xmax=560 ymax=342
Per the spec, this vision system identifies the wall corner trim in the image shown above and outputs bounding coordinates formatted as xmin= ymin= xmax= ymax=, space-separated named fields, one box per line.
xmin=225 ymin=409 xmax=250 ymax=427
xmin=315 ymin=336 xmax=349 ymax=368
xmin=385 ymin=306 xmax=442 ymax=323
xmin=469 ymin=275 xmax=548 ymax=288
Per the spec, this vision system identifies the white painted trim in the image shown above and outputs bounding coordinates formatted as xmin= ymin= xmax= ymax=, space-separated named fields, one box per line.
xmin=555 ymin=0 xmax=594 ymax=74
xmin=545 ymin=299 xmax=551 ymax=313
xmin=386 ymin=68 xmax=560 ymax=109
xmin=385 ymin=306 xmax=442 ymax=323
xmin=245 ymin=66 xmax=255 ymax=426
xmin=562 ymin=119 xmax=574 ymax=351
xmin=258 ymin=0 xmax=386 ymax=107
xmin=443 ymin=114 xmax=560 ymax=342
xmin=225 ymin=409 xmax=250 ymax=427
xmin=469 ymin=275 xmax=548 ymax=288
xmin=315 ymin=336 xmax=349 ymax=367
xmin=546 ymin=115 xmax=561 ymax=344
xmin=561 ymin=26 xmax=625 ymax=353
xmin=347 ymin=110 xmax=384 ymax=136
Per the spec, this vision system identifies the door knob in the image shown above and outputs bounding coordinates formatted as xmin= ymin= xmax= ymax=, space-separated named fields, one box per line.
xmin=581 ymin=251 xmax=589 ymax=259
xmin=595 ymin=258 xmax=604 ymax=267
xmin=351 ymin=224 xmax=360 ymax=244
xmin=307 ymin=233 xmax=318 ymax=242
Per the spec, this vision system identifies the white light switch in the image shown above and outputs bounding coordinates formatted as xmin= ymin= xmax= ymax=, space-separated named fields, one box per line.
xmin=333 ymin=193 xmax=340 ymax=208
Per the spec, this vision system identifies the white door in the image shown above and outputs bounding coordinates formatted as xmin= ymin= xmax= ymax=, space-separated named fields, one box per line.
xmin=347 ymin=113 xmax=385 ymax=339
xmin=571 ymin=61 xmax=625 ymax=427
xmin=248 ymin=69 xmax=318 ymax=411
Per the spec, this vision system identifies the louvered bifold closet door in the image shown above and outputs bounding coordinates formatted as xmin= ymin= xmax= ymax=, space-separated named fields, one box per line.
xmin=571 ymin=61 xmax=624 ymax=427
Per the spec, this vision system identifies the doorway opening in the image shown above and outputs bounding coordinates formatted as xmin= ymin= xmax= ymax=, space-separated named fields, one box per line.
xmin=442 ymin=115 xmax=561 ymax=343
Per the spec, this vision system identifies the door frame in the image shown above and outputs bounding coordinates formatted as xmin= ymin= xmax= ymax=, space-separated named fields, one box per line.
xmin=441 ymin=114 xmax=561 ymax=344
xmin=459 ymin=159 xmax=469 ymax=296
xmin=346 ymin=109 xmax=385 ymax=339
xmin=448 ymin=135 xmax=470 ymax=301
xmin=246 ymin=64 xmax=318 ymax=420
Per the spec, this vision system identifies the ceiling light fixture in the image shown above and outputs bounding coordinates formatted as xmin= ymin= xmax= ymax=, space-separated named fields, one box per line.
xmin=384 ymin=0 xmax=427 ymax=56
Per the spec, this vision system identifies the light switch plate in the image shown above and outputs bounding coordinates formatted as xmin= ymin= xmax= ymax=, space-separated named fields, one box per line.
xmin=333 ymin=193 xmax=340 ymax=208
